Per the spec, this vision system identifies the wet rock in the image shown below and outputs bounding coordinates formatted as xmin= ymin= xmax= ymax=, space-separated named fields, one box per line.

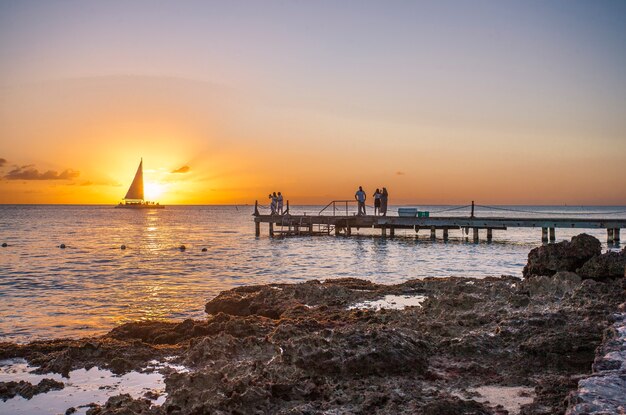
xmin=0 ymin=378 xmax=64 ymax=401
xmin=143 ymin=390 xmax=160 ymax=400
xmin=566 ymin=304 xmax=626 ymax=414
xmin=107 ymin=319 xmax=212 ymax=344
xmin=523 ymin=234 xmax=601 ymax=277
xmin=418 ymin=396 xmax=493 ymax=415
xmin=205 ymin=278 xmax=382 ymax=319
xmin=0 ymin=338 xmax=168 ymax=377
xmin=566 ymin=375 xmax=626 ymax=415
xmin=108 ymin=357 xmax=134 ymax=375
xmin=519 ymin=271 xmax=582 ymax=297
xmin=86 ymin=393 xmax=161 ymax=415
xmin=576 ymin=250 xmax=626 ymax=280
xmin=282 ymin=326 xmax=430 ymax=377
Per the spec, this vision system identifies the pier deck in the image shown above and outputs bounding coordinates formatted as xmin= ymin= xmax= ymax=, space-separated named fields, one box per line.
xmin=254 ymin=212 xmax=625 ymax=243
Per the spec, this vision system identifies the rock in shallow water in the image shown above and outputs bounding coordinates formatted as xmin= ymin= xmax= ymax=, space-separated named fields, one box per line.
xmin=523 ymin=233 xmax=601 ymax=278
xmin=0 ymin=378 xmax=64 ymax=401
xmin=576 ymin=250 xmax=626 ymax=280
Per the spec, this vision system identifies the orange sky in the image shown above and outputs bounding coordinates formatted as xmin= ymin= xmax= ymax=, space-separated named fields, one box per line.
xmin=1 ymin=2 xmax=625 ymax=205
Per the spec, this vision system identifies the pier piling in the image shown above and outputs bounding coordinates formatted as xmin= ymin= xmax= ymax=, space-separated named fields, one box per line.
xmin=549 ymin=227 xmax=556 ymax=242
xmin=473 ymin=227 xmax=479 ymax=242
xmin=443 ymin=228 xmax=449 ymax=241
xmin=269 ymin=222 xmax=274 ymax=237
xmin=542 ymin=227 xmax=548 ymax=243
xmin=430 ymin=227 xmax=436 ymax=240
xmin=255 ymin=221 xmax=260 ymax=236
xmin=487 ymin=228 xmax=493 ymax=242
xmin=614 ymin=228 xmax=621 ymax=242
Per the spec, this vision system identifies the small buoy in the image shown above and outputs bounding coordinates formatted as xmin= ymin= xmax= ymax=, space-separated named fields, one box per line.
xmin=201 ymin=247 xmax=207 ymax=252
xmin=1 ymin=243 xmax=7 ymax=247
xmin=120 ymin=245 xmax=126 ymax=250
xmin=179 ymin=245 xmax=186 ymax=251
xmin=59 ymin=244 xmax=66 ymax=249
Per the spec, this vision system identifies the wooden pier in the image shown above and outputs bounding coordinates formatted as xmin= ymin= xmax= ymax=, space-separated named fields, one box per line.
xmin=253 ymin=201 xmax=626 ymax=243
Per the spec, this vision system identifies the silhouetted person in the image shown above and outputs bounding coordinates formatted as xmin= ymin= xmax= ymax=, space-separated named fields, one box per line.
xmin=277 ymin=192 xmax=284 ymax=215
xmin=355 ymin=186 xmax=367 ymax=215
xmin=373 ymin=188 xmax=381 ymax=215
xmin=269 ymin=193 xmax=277 ymax=215
xmin=381 ymin=187 xmax=389 ymax=216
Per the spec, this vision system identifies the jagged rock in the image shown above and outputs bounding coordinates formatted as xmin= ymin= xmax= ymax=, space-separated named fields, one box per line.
xmin=282 ymin=326 xmax=430 ymax=377
xmin=86 ymin=394 xmax=160 ymax=415
xmin=0 ymin=378 xmax=64 ymax=401
xmin=576 ymin=250 xmax=626 ymax=280
xmin=418 ymin=396 xmax=493 ymax=415
xmin=523 ymin=234 xmax=601 ymax=277
xmin=519 ymin=271 xmax=582 ymax=297
xmin=205 ymin=278 xmax=382 ymax=319
xmin=566 ymin=305 xmax=626 ymax=414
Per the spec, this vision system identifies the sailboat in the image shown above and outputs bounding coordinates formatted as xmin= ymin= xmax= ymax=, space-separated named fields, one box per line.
xmin=115 ymin=159 xmax=164 ymax=209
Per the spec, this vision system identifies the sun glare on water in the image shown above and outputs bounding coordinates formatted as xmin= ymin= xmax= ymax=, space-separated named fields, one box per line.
xmin=144 ymin=183 xmax=164 ymax=201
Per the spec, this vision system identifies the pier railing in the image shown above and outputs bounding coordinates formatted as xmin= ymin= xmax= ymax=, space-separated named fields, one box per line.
xmin=318 ymin=200 xmax=358 ymax=216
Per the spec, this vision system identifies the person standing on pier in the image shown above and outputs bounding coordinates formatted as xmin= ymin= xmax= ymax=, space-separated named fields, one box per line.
xmin=355 ymin=186 xmax=367 ymax=215
xmin=269 ymin=193 xmax=277 ymax=215
xmin=373 ymin=188 xmax=381 ymax=215
xmin=277 ymin=192 xmax=284 ymax=215
xmin=381 ymin=187 xmax=389 ymax=216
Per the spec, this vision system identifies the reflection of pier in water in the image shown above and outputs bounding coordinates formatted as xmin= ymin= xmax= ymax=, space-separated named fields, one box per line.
xmin=253 ymin=200 xmax=625 ymax=243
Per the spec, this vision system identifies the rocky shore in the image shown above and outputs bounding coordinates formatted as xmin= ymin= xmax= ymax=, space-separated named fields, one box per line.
xmin=1 ymin=234 xmax=624 ymax=414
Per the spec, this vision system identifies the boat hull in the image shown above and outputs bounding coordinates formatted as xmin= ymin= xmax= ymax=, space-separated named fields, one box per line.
xmin=115 ymin=204 xmax=165 ymax=209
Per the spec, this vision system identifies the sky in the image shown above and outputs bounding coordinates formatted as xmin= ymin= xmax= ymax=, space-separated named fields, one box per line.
xmin=0 ymin=0 xmax=625 ymax=205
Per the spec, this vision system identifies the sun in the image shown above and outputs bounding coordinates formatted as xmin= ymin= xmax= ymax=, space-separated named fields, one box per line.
xmin=144 ymin=182 xmax=164 ymax=201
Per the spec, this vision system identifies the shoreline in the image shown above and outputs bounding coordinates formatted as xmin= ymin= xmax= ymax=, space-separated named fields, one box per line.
xmin=1 ymin=235 xmax=625 ymax=414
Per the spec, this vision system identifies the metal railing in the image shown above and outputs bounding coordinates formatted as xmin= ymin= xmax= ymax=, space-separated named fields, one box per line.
xmin=318 ymin=200 xmax=359 ymax=216
xmin=318 ymin=199 xmax=374 ymax=216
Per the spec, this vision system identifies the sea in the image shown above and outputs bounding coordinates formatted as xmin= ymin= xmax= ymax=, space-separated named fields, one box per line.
xmin=0 ymin=204 xmax=624 ymax=343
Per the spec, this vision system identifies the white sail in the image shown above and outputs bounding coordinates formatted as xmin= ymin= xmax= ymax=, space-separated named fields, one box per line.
xmin=124 ymin=160 xmax=144 ymax=201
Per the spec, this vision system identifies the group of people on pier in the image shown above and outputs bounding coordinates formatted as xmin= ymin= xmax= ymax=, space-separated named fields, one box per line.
xmin=355 ymin=186 xmax=389 ymax=216
xmin=268 ymin=192 xmax=284 ymax=215
xmin=266 ymin=187 xmax=388 ymax=216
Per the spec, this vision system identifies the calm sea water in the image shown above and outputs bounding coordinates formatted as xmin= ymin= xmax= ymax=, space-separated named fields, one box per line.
xmin=0 ymin=204 xmax=624 ymax=343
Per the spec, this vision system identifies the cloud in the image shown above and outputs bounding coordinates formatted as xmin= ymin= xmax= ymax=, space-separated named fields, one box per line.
xmin=395 ymin=171 xmax=405 ymax=176
xmin=171 ymin=165 xmax=190 ymax=174
xmin=0 ymin=158 xmax=6 ymax=167
xmin=4 ymin=165 xmax=80 ymax=180
xmin=77 ymin=179 xmax=122 ymax=187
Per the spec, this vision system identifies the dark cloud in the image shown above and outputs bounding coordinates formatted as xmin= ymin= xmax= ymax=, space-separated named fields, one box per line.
xmin=395 ymin=171 xmax=405 ymax=176
xmin=76 ymin=179 xmax=122 ymax=187
xmin=4 ymin=165 xmax=80 ymax=180
xmin=0 ymin=158 xmax=6 ymax=167
xmin=171 ymin=165 xmax=190 ymax=174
